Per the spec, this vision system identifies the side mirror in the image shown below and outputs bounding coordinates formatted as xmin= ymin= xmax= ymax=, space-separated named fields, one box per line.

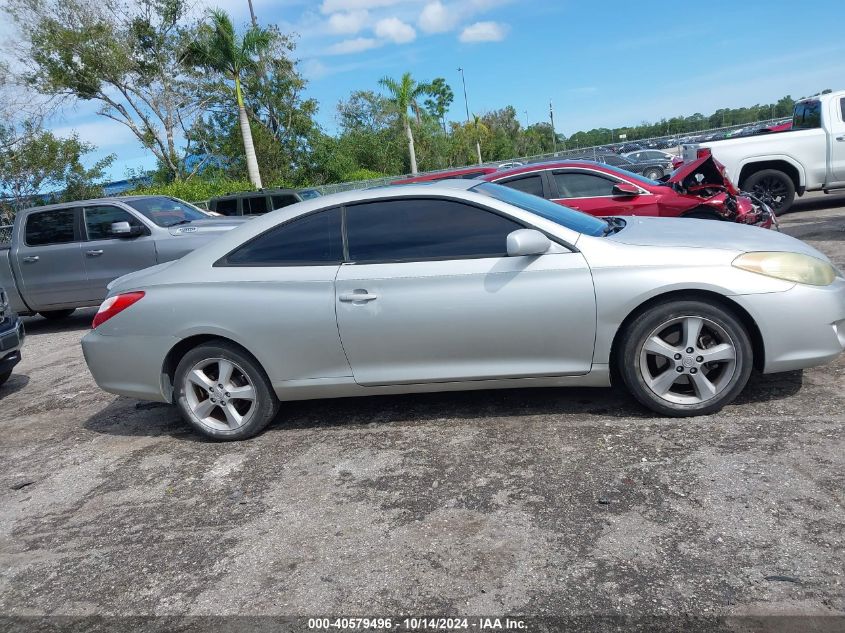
xmin=506 ymin=229 xmax=551 ymax=257
xmin=612 ymin=182 xmax=639 ymax=196
xmin=110 ymin=221 xmax=142 ymax=237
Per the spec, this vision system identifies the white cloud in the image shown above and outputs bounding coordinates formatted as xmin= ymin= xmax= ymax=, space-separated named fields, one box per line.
xmin=325 ymin=37 xmax=382 ymax=55
xmin=418 ymin=1 xmax=457 ymax=33
xmin=459 ymin=20 xmax=508 ymax=43
xmin=51 ymin=119 xmax=138 ymax=149
xmin=374 ymin=17 xmax=416 ymax=43
xmin=327 ymin=10 xmax=369 ymax=34
xmin=320 ymin=0 xmax=401 ymax=15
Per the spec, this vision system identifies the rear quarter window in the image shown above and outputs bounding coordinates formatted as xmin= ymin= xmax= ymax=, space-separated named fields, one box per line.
xmin=25 ymin=209 xmax=77 ymax=246
xmin=214 ymin=198 xmax=239 ymax=215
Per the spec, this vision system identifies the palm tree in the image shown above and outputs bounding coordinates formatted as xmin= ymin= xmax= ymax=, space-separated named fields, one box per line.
xmin=183 ymin=10 xmax=272 ymax=188
xmin=379 ymin=72 xmax=430 ymax=175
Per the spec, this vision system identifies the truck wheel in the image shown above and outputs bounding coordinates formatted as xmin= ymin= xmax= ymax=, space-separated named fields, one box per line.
xmin=0 ymin=370 xmax=11 ymax=386
xmin=742 ymin=169 xmax=795 ymax=216
xmin=38 ymin=309 xmax=76 ymax=320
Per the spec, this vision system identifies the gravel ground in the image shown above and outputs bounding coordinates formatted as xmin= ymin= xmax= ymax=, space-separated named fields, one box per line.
xmin=1 ymin=193 xmax=844 ymax=631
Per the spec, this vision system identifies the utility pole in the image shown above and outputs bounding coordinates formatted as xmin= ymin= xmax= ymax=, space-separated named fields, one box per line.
xmin=458 ymin=67 xmax=482 ymax=165
xmin=549 ymin=100 xmax=557 ymax=154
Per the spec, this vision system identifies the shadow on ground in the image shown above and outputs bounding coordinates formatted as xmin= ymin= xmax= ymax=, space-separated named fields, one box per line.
xmin=83 ymin=369 xmax=804 ymax=440
xmin=21 ymin=308 xmax=97 ymax=336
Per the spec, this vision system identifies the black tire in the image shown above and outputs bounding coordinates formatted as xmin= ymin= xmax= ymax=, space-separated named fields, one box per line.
xmin=38 ymin=309 xmax=75 ymax=320
xmin=741 ymin=169 xmax=795 ymax=216
xmin=643 ymin=167 xmax=663 ymax=180
xmin=618 ymin=300 xmax=753 ymax=417
xmin=173 ymin=340 xmax=279 ymax=441
xmin=0 ymin=370 xmax=11 ymax=386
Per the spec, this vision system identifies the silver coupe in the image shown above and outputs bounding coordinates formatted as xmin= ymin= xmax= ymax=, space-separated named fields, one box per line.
xmin=82 ymin=181 xmax=845 ymax=440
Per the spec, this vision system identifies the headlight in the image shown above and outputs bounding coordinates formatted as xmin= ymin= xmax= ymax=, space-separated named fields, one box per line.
xmin=732 ymin=252 xmax=837 ymax=286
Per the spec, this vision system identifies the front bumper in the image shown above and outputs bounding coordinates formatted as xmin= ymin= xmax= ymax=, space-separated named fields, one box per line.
xmin=733 ymin=278 xmax=845 ymax=373
xmin=81 ymin=330 xmax=177 ymax=402
xmin=0 ymin=315 xmax=25 ymax=375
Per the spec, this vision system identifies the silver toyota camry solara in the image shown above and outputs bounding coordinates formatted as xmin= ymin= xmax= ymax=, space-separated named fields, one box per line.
xmin=82 ymin=180 xmax=845 ymax=440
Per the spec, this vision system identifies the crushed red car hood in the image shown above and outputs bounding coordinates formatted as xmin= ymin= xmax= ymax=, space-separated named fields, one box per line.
xmin=668 ymin=154 xmax=739 ymax=196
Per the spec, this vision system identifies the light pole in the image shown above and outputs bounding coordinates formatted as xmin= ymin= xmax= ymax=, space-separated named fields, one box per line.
xmin=549 ymin=100 xmax=557 ymax=154
xmin=457 ymin=67 xmax=482 ymax=165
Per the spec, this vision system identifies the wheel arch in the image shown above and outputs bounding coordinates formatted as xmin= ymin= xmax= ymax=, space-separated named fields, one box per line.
xmin=608 ymin=290 xmax=765 ymax=385
xmin=738 ymin=159 xmax=803 ymax=192
xmin=161 ymin=334 xmax=264 ymax=403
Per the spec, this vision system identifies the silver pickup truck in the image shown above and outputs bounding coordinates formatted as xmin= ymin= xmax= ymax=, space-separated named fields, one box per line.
xmin=0 ymin=195 xmax=247 ymax=318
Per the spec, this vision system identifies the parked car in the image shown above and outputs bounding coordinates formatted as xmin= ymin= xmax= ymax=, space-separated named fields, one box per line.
xmin=392 ymin=166 xmax=499 ymax=184
xmin=618 ymin=143 xmax=645 ymax=154
xmin=481 ymin=157 xmax=773 ymax=228
xmin=296 ymin=188 xmax=323 ymax=200
xmin=0 ymin=196 xmax=247 ymax=318
xmin=683 ymin=90 xmax=845 ymax=214
xmin=81 ymin=180 xmax=842 ymax=440
xmin=0 ymin=285 xmax=24 ymax=386
xmin=623 ymin=149 xmax=675 ymax=163
xmin=208 ymin=188 xmax=310 ymax=216
xmin=590 ymin=152 xmax=672 ymax=180
xmin=757 ymin=121 xmax=793 ymax=134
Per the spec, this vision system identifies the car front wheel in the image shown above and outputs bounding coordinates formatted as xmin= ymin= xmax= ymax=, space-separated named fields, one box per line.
xmin=619 ymin=300 xmax=753 ymax=417
xmin=174 ymin=340 xmax=279 ymax=441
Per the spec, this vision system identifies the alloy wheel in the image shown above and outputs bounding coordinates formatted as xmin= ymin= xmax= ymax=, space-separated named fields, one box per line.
xmin=638 ymin=315 xmax=738 ymax=405
xmin=751 ymin=176 xmax=789 ymax=210
xmin=183 ymin=357 xmax=257 ymax=431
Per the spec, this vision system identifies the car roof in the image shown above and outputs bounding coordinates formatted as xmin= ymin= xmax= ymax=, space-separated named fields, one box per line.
xmin=213 ymin=188 xmax=299 ymax=199
xmin=485 ymin=159 xmax=609 ymax=178
xmin=20 ymin=195 xmax=176 ymax=213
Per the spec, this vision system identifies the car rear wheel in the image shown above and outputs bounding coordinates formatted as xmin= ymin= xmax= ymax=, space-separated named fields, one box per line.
xmin=38 ymin=309 xmax=75 ymax=320
xmin=643 ymin=167 xmax=663 ymax=180
xmin=619 ymin=300 xmax=753 ymax=417
xmin=174 ymin=341 xmax=279 ymax=441
xmin=742 ymin=169 xmax=795 ymax=216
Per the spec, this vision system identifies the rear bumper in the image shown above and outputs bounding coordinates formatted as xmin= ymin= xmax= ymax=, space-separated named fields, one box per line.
xmin=0 ymin=315 xmax=25 ymax=374
xmin=733 ymin=278 xmax=845 ymax=373
xmin=81 ymin=330 xmax=176 ymax=402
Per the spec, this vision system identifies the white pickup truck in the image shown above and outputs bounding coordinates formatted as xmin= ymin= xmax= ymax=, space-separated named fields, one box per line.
xmin=683 ymin=90 xmax=845 ymax=214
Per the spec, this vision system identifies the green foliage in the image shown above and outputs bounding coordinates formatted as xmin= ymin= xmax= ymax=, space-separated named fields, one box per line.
xmin=124 ymin=177 xmax=255 ymax=203
xmin=422 ymin=77 xmax=454 ymax=131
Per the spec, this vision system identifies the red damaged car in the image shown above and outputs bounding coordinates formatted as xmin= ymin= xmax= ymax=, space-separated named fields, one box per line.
xmin=480 ymin=154 xmax=774 ymax=228
xmin=392 ymin=166 xmax=498 ymax=184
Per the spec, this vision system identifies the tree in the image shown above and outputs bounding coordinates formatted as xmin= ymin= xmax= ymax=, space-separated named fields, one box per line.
xmin=378 ymin=72 xmax=431 ymax=175
xmin=182 ymin=9 xmax=273 ymax=188
xmin=422 ymin=77 xmax=454 ymax=133
xmin=0 ymin=122 xmax=113 ymax=217
xmin=5 ymin=0 xmax=209 ymax=182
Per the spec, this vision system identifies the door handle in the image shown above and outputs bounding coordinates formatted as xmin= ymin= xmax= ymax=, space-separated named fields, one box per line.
xmin=837 ymin=136 xmax=845 ymax=142
xmin=86 ymin=249 xmax=104 ymax=257
xmin=21 ymin=256 xmax=39 ymax=263
xmin=339 ymin=291 xmax=378 ymax=303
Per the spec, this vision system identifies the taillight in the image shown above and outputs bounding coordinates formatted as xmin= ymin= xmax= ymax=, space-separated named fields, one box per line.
xmin=92 ymin=291 xmax=145 ymax=329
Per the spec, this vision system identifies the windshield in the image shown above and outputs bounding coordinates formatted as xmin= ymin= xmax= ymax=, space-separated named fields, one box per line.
xmin=124 ymin=196 xmax=209 ymax=227
xmin=471 ymin=182 xmax=607 ymax=237
xmin=297 ymin=189 xmax=321 ymax=200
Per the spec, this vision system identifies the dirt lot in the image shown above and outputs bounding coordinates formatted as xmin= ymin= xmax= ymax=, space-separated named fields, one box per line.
xmin=2 ymin=194 xmax=845 ymax=630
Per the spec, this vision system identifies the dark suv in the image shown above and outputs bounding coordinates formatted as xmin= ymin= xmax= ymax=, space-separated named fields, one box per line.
xmin=208 ymin=188 xmax=318 ymax=216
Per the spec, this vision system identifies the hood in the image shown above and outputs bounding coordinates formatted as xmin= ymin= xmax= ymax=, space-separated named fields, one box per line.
xmin=107 ymin=260 xmax=179 ymax=293
xmin=167 ymin=217 xmax=250 ymax=237
xmin=608 ymin=217 xmax=827 ymax=260
xmin=668 ymin=154 xmax=739 ymax=195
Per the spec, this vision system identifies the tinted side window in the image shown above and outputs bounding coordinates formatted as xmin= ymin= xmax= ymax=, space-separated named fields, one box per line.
xmin=25 ymin=209 xmax=77 ymax=246
xmin=246 ymin=195 xmax=269 ymax=215
xmin=225 ymin=208 xmax=342 ymax=266
xmin=554 ymin=172 xmax=617 ymax=198
xmin=215 ymin=198 xmax=239 ymax=215
xmin=84 ymin=206 xmax=144 ymax=240
xmin=346 ymin=198 xmax=521 ymax=263
xmin=602 ymin=155 xmax=626 ymax=166
xmin=271 ymin=194 xmax=299 ymax=210
xmin=840 ymin=98 xmax=845 ymax=122
xmin=498 ymin=174 xmax=544 ymax=197
xmin=793 ymin=100 xmax=821 ymax=129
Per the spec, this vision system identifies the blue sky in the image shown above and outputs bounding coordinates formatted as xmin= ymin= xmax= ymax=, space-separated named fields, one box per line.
xmin=37 ymin=0 xmax=845 ymax=180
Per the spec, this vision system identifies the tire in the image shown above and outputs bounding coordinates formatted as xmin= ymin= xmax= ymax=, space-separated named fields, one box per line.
xmin=38 ymin=309 xmax=75 ymax=320
xmin=173 ymin=340 xmax=279 ymax=441
xmin=0 ymin=370 xmax=11 ymax=386
xmin=643 ymin=168 xmax=663 ymax=180
xmin=741 ymin=169 xmax=795 ymax=216
xmin=618 ymin=300 xmax=753 ymax=417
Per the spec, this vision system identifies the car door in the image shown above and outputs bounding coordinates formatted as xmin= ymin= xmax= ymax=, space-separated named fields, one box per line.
xmin=15 ymin=207 xmax=88 ymax=309
xmin=548 ymin=169 xmax=658 ymax=217
xmin=81 ymin=205 xmax=158 ymax=301
xmin=335 ymin=197 xmax=596 ymax=386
